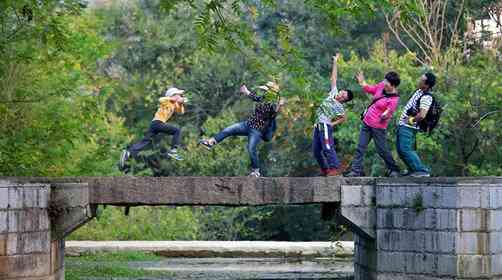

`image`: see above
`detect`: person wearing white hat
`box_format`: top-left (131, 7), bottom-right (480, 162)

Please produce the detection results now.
top-left (119, 87), bottom-right (186, 172)
top-left (198, 82), bottom-right (285, 177)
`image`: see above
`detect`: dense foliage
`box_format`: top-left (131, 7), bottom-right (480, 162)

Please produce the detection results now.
top-left (1, 0), bottom-right (500, 241)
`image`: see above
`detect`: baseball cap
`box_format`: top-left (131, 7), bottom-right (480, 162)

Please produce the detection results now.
top-left (164, 87), bottom-right (185, 97)
top-left (257, 81), bottom-right (280, 93)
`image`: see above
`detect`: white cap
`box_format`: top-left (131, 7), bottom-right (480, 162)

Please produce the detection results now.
top-left (164, 87), bottom-right (185, 97)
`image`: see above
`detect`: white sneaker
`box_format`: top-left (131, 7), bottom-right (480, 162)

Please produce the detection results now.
top-left (167, 149), bottom-right (183, 161)
top-left (119, 149), bottom-right (130, 171)
top-left (248, 169), bottom-right (261, 177)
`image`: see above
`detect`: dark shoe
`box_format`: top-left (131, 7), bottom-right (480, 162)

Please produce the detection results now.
top-left (167, 149), bottom-right (183, 161)
top-left (409, 171), bottom-right (430, 177)
top-left (387, 170), bottom-right (401, 177)
top-left (198, 139), bottom-right (215, 150)
top-left (119, 149), bottom-right (130, 171)
top-left (344, 170), bottom-right (363, 177)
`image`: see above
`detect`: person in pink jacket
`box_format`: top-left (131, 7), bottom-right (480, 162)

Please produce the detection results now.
top-left (344, 71), bottom-right (401, 177)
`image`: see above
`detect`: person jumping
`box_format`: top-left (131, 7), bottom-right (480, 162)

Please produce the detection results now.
top-left (199, 81), bottom-right (285, 177)
top-left (119, 87), bottom-right (186, 172)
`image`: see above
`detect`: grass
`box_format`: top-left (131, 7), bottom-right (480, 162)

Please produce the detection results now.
top-left (65, 251), bottom-right (173, 280)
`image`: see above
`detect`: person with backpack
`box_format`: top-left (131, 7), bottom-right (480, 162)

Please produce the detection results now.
top-left (396, 72), bottom-right (438, 177)
top-left (198, 81), bottom-right (285, 177)
top-left (344, 71), bottom-right (401, 177)
top-left (118, 87), bottom-right (186, 172)
top-left (313, 53), bottom-right (354, 176)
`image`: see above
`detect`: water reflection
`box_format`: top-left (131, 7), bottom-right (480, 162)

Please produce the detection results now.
top-left (75, 257), bottom-right (353, 279)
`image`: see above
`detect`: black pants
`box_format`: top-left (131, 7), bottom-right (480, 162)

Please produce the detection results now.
top-left (350, 122), bottom-right (400, 174)
top-left (128, 120), bottom-right (181, 157)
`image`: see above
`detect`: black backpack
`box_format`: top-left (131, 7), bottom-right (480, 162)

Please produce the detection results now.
top-left (408, 92), bottom-right (442, 135)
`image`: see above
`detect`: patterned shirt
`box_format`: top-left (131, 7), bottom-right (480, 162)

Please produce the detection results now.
top-left (398, 89), bottom-right (433, 129)
top-left (316, 87), bottom-right (345, 124)
top-left (246, 92), bottom-right (278, 131)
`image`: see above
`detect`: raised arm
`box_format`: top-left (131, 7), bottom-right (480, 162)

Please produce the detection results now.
top-left (356, 72), bottom-right (379, 95)
top-left (240, 85), bottom-right (263, 102)
top-left (331, 53), bottom-right (340, 90)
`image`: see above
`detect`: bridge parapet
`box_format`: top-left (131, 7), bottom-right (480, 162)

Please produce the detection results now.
top-left (352, 177), bottom-right (502, 280)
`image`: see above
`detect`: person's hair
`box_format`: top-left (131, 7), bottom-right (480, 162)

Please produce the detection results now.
top-left (424, 72), bottom-right (436, 89)
top-left (345, 89), bottom-right (354, 102)
top-left (385, 71), bottom-right (401, 87)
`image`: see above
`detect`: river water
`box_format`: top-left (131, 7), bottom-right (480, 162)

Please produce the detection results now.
top-left (71, 257), bottom-right (354, 279)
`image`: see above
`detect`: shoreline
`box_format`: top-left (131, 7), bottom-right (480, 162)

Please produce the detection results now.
top-left (66, 241), bottom-right (354, 259)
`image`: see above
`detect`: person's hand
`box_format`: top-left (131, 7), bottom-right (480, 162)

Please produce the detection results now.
top-left (356, 71), bottom-right (365, 85)
top-left (240, 85), bottom-right (250, 96)
top-left (333, 53), bottom-right (340, 62)
top-left (380, 112), bottom-right (389, 122)
top-left (279, 98), bottom-right (286, 106)
top-left (408, 116), bottom-right (416, 125)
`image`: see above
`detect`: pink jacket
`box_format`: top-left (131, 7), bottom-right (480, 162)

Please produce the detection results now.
top-left (362, 81), bottom-right (399, 129)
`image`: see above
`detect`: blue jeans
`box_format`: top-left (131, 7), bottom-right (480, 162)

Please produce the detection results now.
top-left (128, 120), bottom-right (181, 158)
top-left (396, 125), bottom-right (430, 173)
top-left (313, 123), bottom-right (340, 169)
top-left (214, 122), bottom-right (262, 169)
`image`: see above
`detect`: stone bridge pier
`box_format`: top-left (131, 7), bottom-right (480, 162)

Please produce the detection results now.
top-left (1, 176), bottom-right (502, 280)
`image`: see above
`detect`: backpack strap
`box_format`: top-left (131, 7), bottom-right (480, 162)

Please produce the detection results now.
top-left (366, 93), bottom-right (399, 111)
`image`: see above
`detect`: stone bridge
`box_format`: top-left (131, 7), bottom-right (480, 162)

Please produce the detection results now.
top-left (1, 176), bottom-right (502, 279)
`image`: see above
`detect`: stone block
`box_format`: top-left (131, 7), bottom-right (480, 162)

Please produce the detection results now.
top-left (393, 187), bottom-right (408, 206)
top-left (39, 210), bottom-right (49, 231)
top-left (402, 208), bottom-right (425, 230)
top-left (438, 209), bottom-right (457, 230)
top-left (459, 209), bottom-right (488, 232)
top-left (362, 185), bottom-right (375, 206)
top-left (0, 188), bottom-right (8, 209)
top-left (425, 209), bottom-right (437, 229)
top-left (437, 254), bottom-right (457, 276)
top-left (492, 254), bottom-right (502, 275)
top-left (377, 251), bottom-right (405, 273)
top-left (0, 211), bottom-right (6, 233)
top-left (21, 208), bottom-right (40, 232)
top-left (458, 187), bottom-right (482, 208)
top-left (457, 255), bottom-right (490, 278)
top-left (441, 187), bottom-right (458, 209)
top-left (341, 206), bottom-right (375, 238)
top-left (0, 253), bottom-right (51, 277)
top-left (376, 186), bottom-right (393, 207)
top-left (342, 185), bottom-right (362, 206)
top-left (489, 187), bottom-right (502, 209)
top-left (0, 234), bottom-right (5, 256)
top-left (490, 232), bottom-right (502, 254)
top-left (51, 240), bottom-right (65, 273)
top-left (489, 209), bottom-right (502, 231)
top-left (456, 232), bottom-right (488, 255)
top-left (405, 187), bottom-right (422, 208)
top-left (422, 187), bottom-right (441, 208)
top-left (21, 231), bottom-right (50, 254)
top-left (426, 231), bottom-right (456, 254)
top-left (405, 253), bottom-right (431, 274)
top-left (38, 187), bottom-right (49, 208)
top-left (8, 210), bottom-right (19, 233)
top-left (23, 187), bottom-right (38, 208)
top-left (8, 188), bottom-right (22, 209)
top-left (7, 233), bottom-right (18, 255)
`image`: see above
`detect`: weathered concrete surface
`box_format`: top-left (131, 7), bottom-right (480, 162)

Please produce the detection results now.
top-left (49, 183), bottom-right (94, 241)
top-left (355, 177), bottom-right (502, 280)
top-left (2, 176), bottom-right (345, 206)
top-left (0, 181), bottom-right (64, 280)
top-left (65, 241), bottom-right (354, 258)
